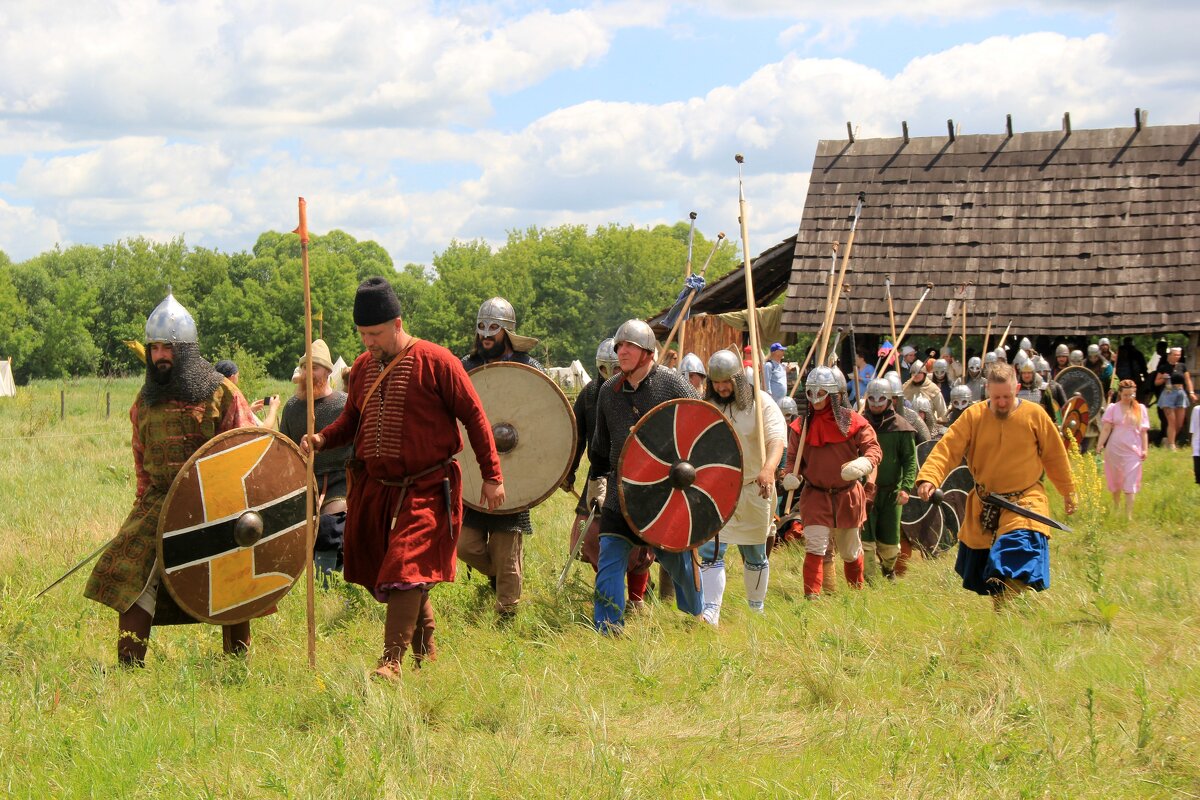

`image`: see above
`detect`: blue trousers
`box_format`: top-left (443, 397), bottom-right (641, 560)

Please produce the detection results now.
top-left (594, 534), bottom-right (702, 633)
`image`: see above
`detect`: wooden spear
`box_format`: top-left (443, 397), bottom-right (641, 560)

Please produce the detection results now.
top-left (817, 192), bottom-right (865, 366)
top-left (885, 273), bottom-right (898, 349)
top-left (297, 197), bottom-right (317, 670)
top-left (735, 154), bottom-right (767, 468)
top-left (982, 315), bottom-right (994, 360)
top-left (960, 286), bottom-right (969, 381)
top-left (885, 283), bottom-right (934, 371)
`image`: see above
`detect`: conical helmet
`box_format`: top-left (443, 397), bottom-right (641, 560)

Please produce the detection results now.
top-left (145, 291), bottom-right (198, 344)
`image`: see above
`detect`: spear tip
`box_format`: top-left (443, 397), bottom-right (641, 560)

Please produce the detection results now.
top-left (734, 153), bottom-right (745, 164)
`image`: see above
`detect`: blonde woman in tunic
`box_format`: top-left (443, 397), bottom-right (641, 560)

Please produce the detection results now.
top-left (1097, 379), bottom-right (1149, 520)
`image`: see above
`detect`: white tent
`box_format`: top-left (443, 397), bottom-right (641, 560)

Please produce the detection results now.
top-left (0, 358), bottom-right (15, 398)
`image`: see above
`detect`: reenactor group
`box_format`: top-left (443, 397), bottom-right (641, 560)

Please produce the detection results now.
top-left (88, 280), bottom-right (1144, 678)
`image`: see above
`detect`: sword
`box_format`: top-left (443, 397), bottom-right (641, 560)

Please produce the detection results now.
top-left (556, 504), bottom-right (598, 592)
top-left (36, 534), bottom-right (119, 599)
top-left (983, 492), bottom-right (1072, 533)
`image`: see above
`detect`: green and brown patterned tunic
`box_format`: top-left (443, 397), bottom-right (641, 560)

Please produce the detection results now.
top-left (85, 379), bottom-right (256, 612)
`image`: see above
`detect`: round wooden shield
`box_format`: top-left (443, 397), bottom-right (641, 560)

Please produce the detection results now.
top-left (618, 398), bottom-right (743, 552)
top-left (901, 440), bottom-right (974, 556)
top-left (1060, 396), bottom-right (1089, 449)
top-left (1056, 366), bottom-right (1104, 420)
top-left (458, 361), bottom-right (577, 513)
top-left (157, 428), bottom-right (311, 625)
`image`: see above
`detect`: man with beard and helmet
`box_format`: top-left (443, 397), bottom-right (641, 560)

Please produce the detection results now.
top-left (564, 337), bottom-right (653, 611)
top-left (912, 395), bottom-right (945, 440)
top-left (792, 366), bottom-right (882, 598)
top-left (85, 292), bottom-right (259, 666)
top-left (458, 297), bottom-right (543, 619)
top-left (888, 372), bottom-right (930, 445)
top-left (903, 359), bottom-right (948, 424)
top-left (965, 357), bottom-right (986, 401)
top-left (698, 350), bottom-right (786, 626)
top-left (587, 319), bottom-right (703, 633)
top-left (861, 379), bottom-right (918, 580)
top-left (1085, 343), bottom-right (1114, 390)
top-left (983, 351), bottom-right (998, 380)
top-left (680, 352), bottom-right (707, 392)
top-left (1052, 344), bottom-right (1071, 378)
top-left (931, 358), bottom-right (952, 405)
top-left (1015, 358), bottom-right (1044, 405)
top-left (948, 383), bottom-right (974, 426)
top-left (1069, 349), bottom-right (1085, 367)
top-left (1036, 356), bottom-right (1067, 421)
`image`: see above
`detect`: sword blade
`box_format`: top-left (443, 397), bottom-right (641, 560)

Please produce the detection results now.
top-left (36, 534), bottom-right (118, 599)
top-left (556, 505), bottom-right (597, 592)
top-left (984, 492), bottom-right (1072, 533)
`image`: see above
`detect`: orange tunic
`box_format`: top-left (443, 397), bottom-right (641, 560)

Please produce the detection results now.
top-left (916, 399), bottom-right (1075, 549)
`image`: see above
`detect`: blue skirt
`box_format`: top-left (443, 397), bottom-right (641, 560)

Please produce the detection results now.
top-left (955, 529), bottom-right (1050, 596)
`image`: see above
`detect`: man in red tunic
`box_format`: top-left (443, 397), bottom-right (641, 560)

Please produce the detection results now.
top-left (303, 278), bottom-right (504, 679)
top-left (794, 366), bottom-right (882, 598)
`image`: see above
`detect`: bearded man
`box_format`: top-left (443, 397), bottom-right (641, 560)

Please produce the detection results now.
top-left (279, 339), bottom-right (350, 576)
top-left (303, 278), bottom-right (504, 679)
top-left (902, 359), bottom-right (948, 423)
top-left (698, 349), bottom-right (786, 625)
top-left (916, 363), bottom-right (1076, 609)
top-left (456, 297), bottom-right (543, 618)
top-left (85, 292), bottom-right (258, 666)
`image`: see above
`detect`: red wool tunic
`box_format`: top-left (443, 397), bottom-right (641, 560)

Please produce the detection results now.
top-left (794, 405), bottom-right (882, 529)
top-left (319, 341), bottom-right (502, 595)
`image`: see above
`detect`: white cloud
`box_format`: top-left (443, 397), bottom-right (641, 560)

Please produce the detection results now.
top-left (0, 198), bottom-right (63, 257)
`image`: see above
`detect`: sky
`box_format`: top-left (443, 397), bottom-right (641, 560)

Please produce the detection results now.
top-left (1, 0), bottom-right (1197, 268)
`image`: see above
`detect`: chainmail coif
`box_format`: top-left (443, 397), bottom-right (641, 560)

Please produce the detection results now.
top-left (140, 342), bottom-right (225, 406)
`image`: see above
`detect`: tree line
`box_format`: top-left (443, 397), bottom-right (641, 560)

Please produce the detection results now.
top-left (0, 224), bottom-right (737, 382)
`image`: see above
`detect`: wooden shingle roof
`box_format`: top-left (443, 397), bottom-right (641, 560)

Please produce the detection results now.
top-left (781, 122), bottom-right (1200, 336)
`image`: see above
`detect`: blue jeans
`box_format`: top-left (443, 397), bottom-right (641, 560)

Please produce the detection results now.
top-left (594, 534), bottom-right (702, 633)
top-left (697, 540), bottom-right (768, 567)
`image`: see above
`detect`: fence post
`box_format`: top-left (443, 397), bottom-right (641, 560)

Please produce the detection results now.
top-left (106, 392), bottom-right (111, 419)
top-left (60, 390), bottom-right (65, 420)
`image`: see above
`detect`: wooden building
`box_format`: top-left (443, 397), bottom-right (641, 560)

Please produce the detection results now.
top-left (780, 116), bottom-right (1200, 363)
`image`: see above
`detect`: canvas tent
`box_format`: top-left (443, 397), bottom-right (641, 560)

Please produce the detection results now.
top-left (0, 358), bottom-right (15, 398)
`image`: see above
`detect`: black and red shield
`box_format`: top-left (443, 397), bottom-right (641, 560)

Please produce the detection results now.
top-left (617, 398), bottom-right (743, 552)
top-left (156, 428), bottom-right (311, 625)
top-left (902, 439), bottom-right (974, 556)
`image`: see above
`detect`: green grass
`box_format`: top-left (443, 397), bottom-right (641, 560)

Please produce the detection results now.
top-left (1, 378), bottom-right (1198, 798)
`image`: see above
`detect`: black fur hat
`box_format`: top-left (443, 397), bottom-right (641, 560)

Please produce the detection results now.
top-left (353, 277), bottom-right (402, 326)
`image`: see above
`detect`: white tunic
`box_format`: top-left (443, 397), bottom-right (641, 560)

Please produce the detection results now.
top-left (715, 389), bottom-right (786, 546)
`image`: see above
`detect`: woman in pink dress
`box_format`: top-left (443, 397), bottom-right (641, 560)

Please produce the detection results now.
top-left (1097, 380), bottom-right (1150, 520)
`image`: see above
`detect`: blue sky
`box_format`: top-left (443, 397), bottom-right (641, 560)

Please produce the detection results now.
top-left (0, 1), bottom-right (1195, 266)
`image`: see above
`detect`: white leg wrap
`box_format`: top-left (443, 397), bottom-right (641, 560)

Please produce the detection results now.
top-left (744, 561), bottom-right (769, 611)
top-left (700, 560), bottom-right (726, 626)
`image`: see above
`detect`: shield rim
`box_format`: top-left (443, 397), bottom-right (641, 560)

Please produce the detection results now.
top-left (460, 361), bottom-right (578, 514)
top-left (617, 397), bottom-right (744, 552)
top-left (156, 427), bottom-right (313, 625)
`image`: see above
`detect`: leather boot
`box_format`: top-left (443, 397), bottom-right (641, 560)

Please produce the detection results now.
top-left (117, 605), bottom-right (153, 667)
top-left (895, 538), bottom-right (913, 577)
top-left (821, 554), bottom-right (838, 595)
top-left (222, 621), bottom-right (251, 656)
top-left (411, 590), bottom-right (437, 669)
top-left (375, 588), bottom-right (423, 680)
top-left (657, 563), bottom-right (675, 602)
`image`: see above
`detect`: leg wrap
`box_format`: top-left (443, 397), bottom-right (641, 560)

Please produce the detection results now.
top-left (803, 553), bottom-right (824, 597)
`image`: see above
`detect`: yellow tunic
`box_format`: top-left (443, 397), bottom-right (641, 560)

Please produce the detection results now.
top-left (915, 399), bottom-right (1075, 549)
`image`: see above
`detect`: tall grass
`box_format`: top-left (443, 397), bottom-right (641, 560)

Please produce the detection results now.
top-left (1, 379), bottom-right (1197, 798)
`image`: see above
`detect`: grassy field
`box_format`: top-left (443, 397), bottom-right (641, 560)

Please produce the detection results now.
top-left (1, 378), bottom-right (1197, 799)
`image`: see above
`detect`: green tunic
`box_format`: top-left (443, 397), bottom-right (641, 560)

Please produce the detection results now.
top-left (85, 381), bottom-right (248, 613)
top-left (862, 421), bottom-right (918, 547)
